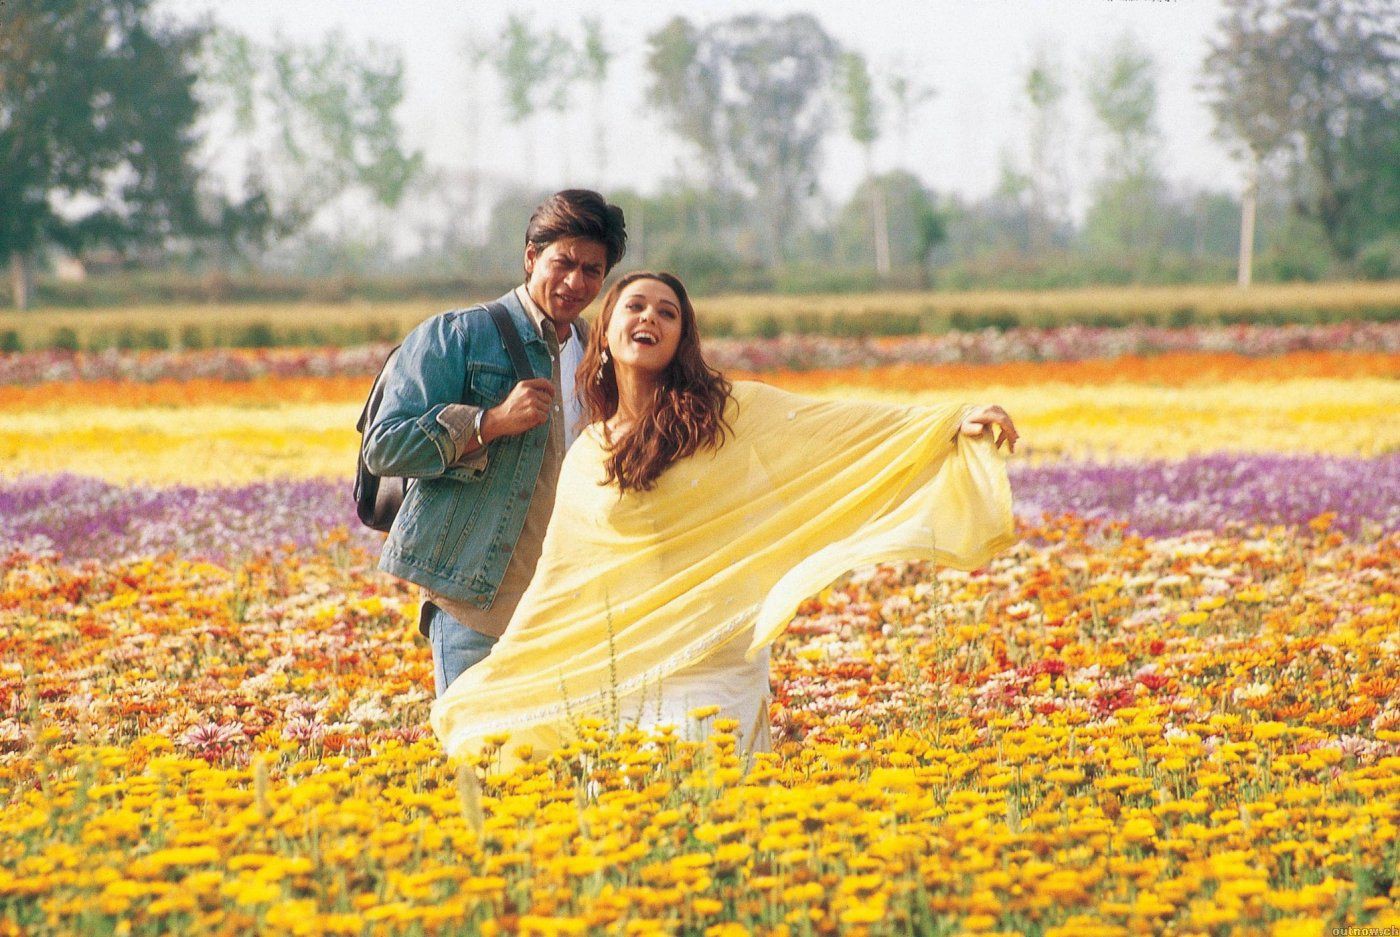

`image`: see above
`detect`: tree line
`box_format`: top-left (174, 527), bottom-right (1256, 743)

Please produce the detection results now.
top-left (1, 0), bottom-right (1396, 309)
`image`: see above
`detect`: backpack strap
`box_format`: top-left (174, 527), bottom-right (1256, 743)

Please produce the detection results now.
top-left (484, 300), bottom-right (536, 383)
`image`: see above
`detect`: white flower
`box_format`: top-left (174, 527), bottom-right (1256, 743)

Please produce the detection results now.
top-left (1233, 682), bottom-right (1272, 702)
top-left (1006, 601), bottom-right (1037, 620)
top-left (346, 698), bottom-right (390, 727)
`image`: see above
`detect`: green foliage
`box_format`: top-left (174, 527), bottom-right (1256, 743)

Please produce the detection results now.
top-left (1086, 34), bottom-right (1158, 164)
top-left (646, 18), bottom-right (724, 190)
top-left (0, 0), bottom-right (208, 305)
top-left (608, 185), bottom-right (759, 289)
top-left (1203, 0), bottom-right (1400, 260)
top-left (883, 67), bottom-right (936, 166)
top-left (579, 18), bottom-right (611, 84)
top-left (50, 328), bottom-right (80, 353)
top-left (578, 17), bottom-right (613, 180)
top-left (232, 323), bottom-right (277, 348)
top-left (836, 52), bottom-right (880, 150)
top-left (495, 15), bottom-right (569, 124)
top-left (914, 197), bottom-right (948, 266)
top-left (1357, 236), bottom-right (1400, 281)
top-left (1083, 34), bottom-right (1168, 263)
top-left (645, 15), bottom-right (840, 262)
top-left (1026, 54), bottom-right (1066, 112)
top-left (199, 26), bottom-right (423, 243)
top-left (834, 172), bottom-right (942, 268)
top-left (1020, 46), bottom-right (1070, 252)
top-left (1255, 213), bottom-right (1335, 282)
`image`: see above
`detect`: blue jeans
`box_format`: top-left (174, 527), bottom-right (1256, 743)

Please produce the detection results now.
top-left (426, 603), bottom-right (497, 697)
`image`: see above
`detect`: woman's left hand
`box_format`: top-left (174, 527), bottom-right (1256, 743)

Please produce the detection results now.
top-left (959, 404), bottom-right (1019, 453)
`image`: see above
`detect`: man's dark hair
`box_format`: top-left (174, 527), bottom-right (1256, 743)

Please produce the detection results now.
top-left (525, 189), bottom-right (628, 273)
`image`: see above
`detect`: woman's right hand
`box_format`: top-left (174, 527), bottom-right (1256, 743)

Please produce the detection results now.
top-left (958, 404), bottom-right (1018, 453)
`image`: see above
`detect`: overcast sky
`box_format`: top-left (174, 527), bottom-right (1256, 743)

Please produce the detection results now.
top-left (166, 0), bottom-right (1240, 222)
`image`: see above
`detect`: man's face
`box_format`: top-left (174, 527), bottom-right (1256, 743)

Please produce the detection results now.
top-left (524, 237), bottom-right (608, 326)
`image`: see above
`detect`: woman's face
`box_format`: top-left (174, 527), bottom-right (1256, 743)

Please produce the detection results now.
top-left (604, 278), bottom-right (684, 377)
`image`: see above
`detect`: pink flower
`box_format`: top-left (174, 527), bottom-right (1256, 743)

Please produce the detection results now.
top-left (179, 721), bottom-right (246, 751)
top-left (281, 716), bottom-right (326, 742)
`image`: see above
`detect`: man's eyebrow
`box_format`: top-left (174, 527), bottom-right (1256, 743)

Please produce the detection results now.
top-left (557, 252), bottom-right (603, 270)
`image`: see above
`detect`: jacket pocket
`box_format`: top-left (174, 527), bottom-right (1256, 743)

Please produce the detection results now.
top-left (467, 362), bottom-right (516, 409)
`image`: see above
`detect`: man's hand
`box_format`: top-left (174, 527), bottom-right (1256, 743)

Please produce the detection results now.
top-left (958, 404), bottom-right (1019, 453)
top-left (480, 378), bottom-right (556, 443)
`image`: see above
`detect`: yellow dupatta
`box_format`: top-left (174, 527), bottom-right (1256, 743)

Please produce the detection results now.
top-left (430, 381), bottom-right (1015, 761)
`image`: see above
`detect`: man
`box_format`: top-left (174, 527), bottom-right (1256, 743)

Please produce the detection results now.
top-left (363, 189), bottom-right (627, 695)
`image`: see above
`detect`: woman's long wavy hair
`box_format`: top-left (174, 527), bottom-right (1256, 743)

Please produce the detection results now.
top-left (578, 271), bottom-right (732, 493)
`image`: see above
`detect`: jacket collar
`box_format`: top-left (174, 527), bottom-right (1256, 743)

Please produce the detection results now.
top-left (495, 288), bottom-right (548, 351)
top-left (511, 285), bottom-right (588, 350)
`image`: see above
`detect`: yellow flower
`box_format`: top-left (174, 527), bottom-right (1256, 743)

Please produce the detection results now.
top-left (704, 924), bottom-right (749, 937)
top-left (1046, 767), bottom-right (1084, 784)
top-left (231, 879), bottom-right (282, 906)
top-left (839, 900), bottom-right (886, 925)
top-left (563, 856), bottom-right (606, 877)
top-left (1120, 818), bottom-right (1157, 844)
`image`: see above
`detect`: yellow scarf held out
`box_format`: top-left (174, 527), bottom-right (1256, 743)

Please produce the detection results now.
top-left (431, 381), bottom-right (1016, 762)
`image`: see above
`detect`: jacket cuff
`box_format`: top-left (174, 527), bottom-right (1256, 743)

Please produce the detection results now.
top-left (437, 404), bottom-right (490, 474)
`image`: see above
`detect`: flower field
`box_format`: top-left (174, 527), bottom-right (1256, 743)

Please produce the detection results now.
top-left (2, 325), bottom-right (1397, 936)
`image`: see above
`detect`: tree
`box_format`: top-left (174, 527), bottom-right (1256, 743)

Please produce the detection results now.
top-left (647, 17), bottom-right (727, 196)
top-left (580, 17), bottom-right (612, 184)
top-left (493, 15), bottom-right (567, 186)
top-left (201, 27), bottom-right (422, 254)
top-left (913, 191), bottom-right (948, 289)
top-left (884, 64), bottom-right (936, 170)
top-left (646, 14), bottom-right (840, 263)
top-left (834, 170), bottom-right (945, 286)
top-left (1202, 0), bottom-right (1400, 268)
top-left (458, 31), bottom-right (493, 243)
top-left (1083, 34), bottom-right (1169, 266)
top-left (993, 151), bottom-right (1034, 256)
top-left (1022, 45), bottom-right (1069, 255)
top-left (0, 0), bottom-right (210, 308)
top-left (836, 51), bottom-right (889, 277)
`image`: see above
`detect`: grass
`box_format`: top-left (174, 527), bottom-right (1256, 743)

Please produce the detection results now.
top-left (0, 280), bottom-right (1397, 352)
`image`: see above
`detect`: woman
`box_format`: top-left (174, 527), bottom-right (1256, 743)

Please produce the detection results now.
top-left (431, 272), bottom-right (1018, 765)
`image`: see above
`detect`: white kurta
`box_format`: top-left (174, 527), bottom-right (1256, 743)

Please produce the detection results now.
top-left (613, 630), bottom-right (772, 756)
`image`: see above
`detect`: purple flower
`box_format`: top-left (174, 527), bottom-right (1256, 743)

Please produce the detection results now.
top-left (4, 452), bottom-right (1395, 568)
top-left (1011, 453), bottom-right (1400, 537)
top-left (0, 474), bottom-right (383, 564)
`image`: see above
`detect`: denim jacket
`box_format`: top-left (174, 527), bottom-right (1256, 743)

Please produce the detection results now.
top-left (363, 290), bottom-right (555, 608)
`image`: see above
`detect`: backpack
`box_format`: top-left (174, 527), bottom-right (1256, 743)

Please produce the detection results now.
top-left (355, 300), bottom-right (534, 532)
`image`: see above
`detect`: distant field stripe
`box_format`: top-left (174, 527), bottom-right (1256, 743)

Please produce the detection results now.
top-left (0, 375), bottom-right (370, 409)
top-left (1, 378), bottom-right (1395, 482)
top-left (1, 351), bottom-right (1395, 409)
top-left (751, 350), bottom-right (1400, 391)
